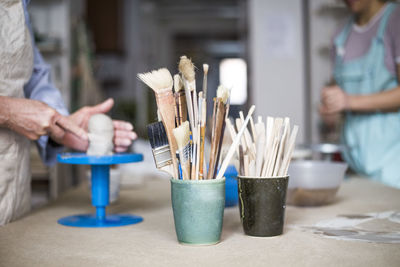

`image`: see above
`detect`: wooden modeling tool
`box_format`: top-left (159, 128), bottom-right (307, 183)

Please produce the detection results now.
top-left (239, 145), bottom-right (244, 176)
top-left (138, 68), bottom-right (179, 179)
top-left (216, 105), bottom-right (255, 180)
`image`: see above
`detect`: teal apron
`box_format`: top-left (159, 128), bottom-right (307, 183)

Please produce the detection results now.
top-left (334, 3), bottom-right (400, 188)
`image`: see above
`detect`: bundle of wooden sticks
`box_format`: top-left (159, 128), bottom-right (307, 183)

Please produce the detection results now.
top-left (139, 56), bottom-right (232, 180)
top-left (226, 115), bottom-right (299, 177)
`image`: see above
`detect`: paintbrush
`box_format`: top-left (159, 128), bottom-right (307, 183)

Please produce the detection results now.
top-left (199, 95), bottom-right (207, 180)
top-left (173, 121), bottom-right (191, 180)
top-left (179, 56), bottom-right (197, 128)
top-left (137, 68), bottom-right (179, 179)
top-left (202, 64), bottom-right (209, 99)
top-left (174, 74), bottom-right (187, 126)
top-left (215, 85), bottom-right (230, 174)
top-left (216, 105), bottom-right (256, 180)
top-left (147, 121), bottom-right (175, 177)
top-left (207, 86), bottom-right (230, 179)
top-left (207, 98), bottom-right (224, 179)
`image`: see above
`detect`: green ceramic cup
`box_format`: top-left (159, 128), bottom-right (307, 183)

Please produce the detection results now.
top-left (170, 178), bottom-right (225, 245)
top-left (238, 176), bottom-right (289, 237)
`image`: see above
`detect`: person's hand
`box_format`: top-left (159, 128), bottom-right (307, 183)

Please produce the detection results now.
top-left (321, 85), bottom-right (350, 114)
top-left (62, 98), bottom-right (137, 152)
top-left (2, 98), bottom-right (87, 142)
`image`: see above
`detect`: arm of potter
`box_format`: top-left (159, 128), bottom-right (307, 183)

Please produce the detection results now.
top-left (22, 0), bottom-right (69, 166)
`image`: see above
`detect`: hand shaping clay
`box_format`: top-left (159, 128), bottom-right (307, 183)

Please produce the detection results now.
top-left (87, 114), bottom-right (114, 156)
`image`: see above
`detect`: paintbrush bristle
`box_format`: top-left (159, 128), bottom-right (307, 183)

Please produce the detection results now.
top-left (172, 121), bottom-right (190, 150)
top-left (203, 64), bottom-right (209, 74)
top-left (147, 121), bottom-right (169, 149)
top-left (138, 68), bottom-right (173, 92)
top-left (178, 56), bottom-right (195, 82)
top-left (173, 74), bottom-right (183, 92)
top-left (217, 85), bottom-right (230, 104)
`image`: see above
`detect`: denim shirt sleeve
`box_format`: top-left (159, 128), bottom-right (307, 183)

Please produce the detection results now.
top-left (22, 0), bottom-right (69, 166)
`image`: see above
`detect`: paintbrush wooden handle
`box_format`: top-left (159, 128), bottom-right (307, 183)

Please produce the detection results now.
top-left (178, 92), bottom-right (187, 124)
top-left (156, 91), bottom-right (179, 179)
top-left (184, 80), bottom-right (195, 131)
top-left (207, 99), bottom-right (224, 179)
top-left (207, 99), bottom-right (218, 179)
top-left (174, 93), bottom-right (181, 126)
top-left (199, 125), bottom-right (206, 179)
top-left (215, 102), bottom-right (227, 174)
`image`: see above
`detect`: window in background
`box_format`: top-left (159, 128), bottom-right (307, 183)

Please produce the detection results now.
top-left (219, 58), bottom-right (247, 105)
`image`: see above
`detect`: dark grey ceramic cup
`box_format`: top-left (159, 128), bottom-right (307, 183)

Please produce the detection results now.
top-left (237, 176), bottom-right (289, 237)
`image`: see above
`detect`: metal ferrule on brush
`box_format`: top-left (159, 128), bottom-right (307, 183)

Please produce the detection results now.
top-left (152, 145), bottom-right (172, 169)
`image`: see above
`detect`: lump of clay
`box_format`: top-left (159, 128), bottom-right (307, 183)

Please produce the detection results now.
top-left (87, 114), bottom-right (114, 156)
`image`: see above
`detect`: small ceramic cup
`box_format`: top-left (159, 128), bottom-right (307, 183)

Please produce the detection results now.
top-left (237, 176), bottom-right (289, 237)
top-left (170, 178), bottom-right (225, 245)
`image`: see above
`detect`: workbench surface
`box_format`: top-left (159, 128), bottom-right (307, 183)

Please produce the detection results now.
top-left (1, 176), bottom-right (399, 267)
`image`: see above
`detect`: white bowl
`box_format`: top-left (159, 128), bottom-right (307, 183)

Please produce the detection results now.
top-left (287, 160), bottom-right (347, 206)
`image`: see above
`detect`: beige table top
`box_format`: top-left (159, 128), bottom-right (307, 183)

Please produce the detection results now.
top-left (1, 176), bottom-right (399, 267)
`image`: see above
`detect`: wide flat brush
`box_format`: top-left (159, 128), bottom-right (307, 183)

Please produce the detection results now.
top-left (138, 68), bottom-right (179, 179)
top-left (147, 121), bottom-right (175, 177)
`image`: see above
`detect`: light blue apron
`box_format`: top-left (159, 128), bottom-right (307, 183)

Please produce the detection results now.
top-left (334, 3), bottom-right (400, 188)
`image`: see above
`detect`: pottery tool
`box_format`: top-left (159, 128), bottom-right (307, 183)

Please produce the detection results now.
top-left (138, 68), bottom-right (179, 179)
top-left (239, 111), bottom-right (256, 160)
top-left (279, 125), bottom-right (299, 176)
top-left (239, 145), bottom-right (244, 176)
top-left (272, 117), bottom-right (290, 177)
top-left (265, 118), bottom-right (283, 177)
top-left (226, 118), bottom-right (239, 157)
top-left (235, 118), bottom-right (248, 155)
top-left (147, 121), bottom-right (175, 177)
top-left (249, 159), bottom-right (255, 176)
top-left (174, 74), bottom-right (187, 126)
top-left (250, 116), bottom-right (257, 145)
top-left (244, 154), bottom-right (249, 176)
top-left (173, 121), bottom-right (191, 180)
top-left (57, 153), bottom-right (143, 227)
top-left (216, 105), bottom-right (255, 180)
top-left (229, 111), bottom-right (298, 178)
top-left (255, 121), bottom-right (265, 176)
top-left (261, 116), bottom-right (274, 176)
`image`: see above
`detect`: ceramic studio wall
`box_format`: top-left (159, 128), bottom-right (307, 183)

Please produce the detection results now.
top-left (249, 0), bottom-right (306, 143)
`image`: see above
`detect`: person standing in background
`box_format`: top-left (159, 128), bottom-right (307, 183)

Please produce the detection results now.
top-left (320, 0), bottom-right (400, 188)
top-left (0, 0), bottom-right (137, 225)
